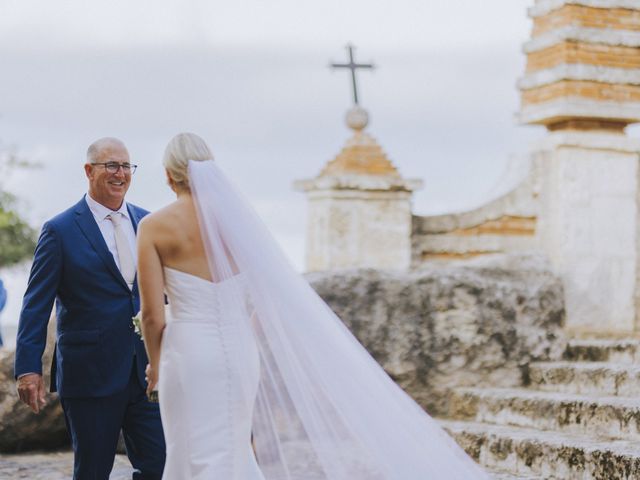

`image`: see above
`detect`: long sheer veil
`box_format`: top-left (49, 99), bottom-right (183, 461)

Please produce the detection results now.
top-left (188, 159), bottom-right (488, 480)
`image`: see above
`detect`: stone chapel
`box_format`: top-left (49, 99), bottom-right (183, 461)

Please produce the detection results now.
top-left (296, 0), bottom-right (640, 336)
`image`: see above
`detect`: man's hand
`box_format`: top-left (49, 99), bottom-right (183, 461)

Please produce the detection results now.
top-left (17, 373), bottom-right (46, 413)
top-left (145, 364), bottom-right (158, 398)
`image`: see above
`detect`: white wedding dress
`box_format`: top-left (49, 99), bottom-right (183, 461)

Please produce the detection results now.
top-left (154, 159), bottom-right (489, 480)
top-left (159, 267), bottom-right (265, 480)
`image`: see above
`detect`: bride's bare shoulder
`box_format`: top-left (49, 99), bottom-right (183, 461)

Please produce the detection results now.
top-left (139, 202), bottom-right (183, 232)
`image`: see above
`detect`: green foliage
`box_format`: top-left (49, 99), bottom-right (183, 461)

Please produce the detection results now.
top-left (0, 192), bottom-right (36, 267)
top-left (0, 145), bottom-right (39, 267)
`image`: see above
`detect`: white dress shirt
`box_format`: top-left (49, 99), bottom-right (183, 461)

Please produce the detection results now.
top-left (85, 194), bottom-right (138, 272)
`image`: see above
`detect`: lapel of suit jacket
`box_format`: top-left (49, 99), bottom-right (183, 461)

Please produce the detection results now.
top-left (127, 203), bottom-right (142, 297)
top-left (73, 197), bottom-right (130, 292)
top-left (127, 203), bottom-right (142, 234)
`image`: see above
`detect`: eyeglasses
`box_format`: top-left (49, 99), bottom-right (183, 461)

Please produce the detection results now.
top-left (91, 162), bottom-right (138, 174)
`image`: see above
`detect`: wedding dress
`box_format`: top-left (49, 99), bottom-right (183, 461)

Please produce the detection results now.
top-left (156, 159), bottom-right (489, 480)
top-left (159, 267), bottom-right (265, 479)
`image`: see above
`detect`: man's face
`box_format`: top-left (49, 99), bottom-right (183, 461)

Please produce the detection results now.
top-left (85, 145), bottom-right (132, 209)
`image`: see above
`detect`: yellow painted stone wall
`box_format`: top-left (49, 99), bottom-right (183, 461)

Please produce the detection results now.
top-left (526, 42), bottom-right (640, 72)
top-left (521, 2), bottom-right (640, 128)
top-left (523, 81), bottom-right (640, 104)
top-left (533, 5), bottom-right (640, 36)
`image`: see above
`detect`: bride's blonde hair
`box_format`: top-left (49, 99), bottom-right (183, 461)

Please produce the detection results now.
top-left (163, 132), bottom-right (213, 191)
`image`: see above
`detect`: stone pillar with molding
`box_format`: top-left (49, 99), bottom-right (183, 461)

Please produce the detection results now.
top-left (295, 107), bottom-right (422, 272)
top-left (519, 0), bottom-right (640, 333)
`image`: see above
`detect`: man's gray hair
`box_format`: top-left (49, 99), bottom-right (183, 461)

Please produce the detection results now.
top-left (86, 137), bottom-right (128, 164)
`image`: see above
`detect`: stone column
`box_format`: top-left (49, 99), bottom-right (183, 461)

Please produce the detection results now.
top-left (294, 107), bottom-right (422, 272)
top-left (519, 0), bottom-right (640, 333)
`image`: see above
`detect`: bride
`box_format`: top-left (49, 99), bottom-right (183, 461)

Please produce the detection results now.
top-left (137, 132), bottom-right (489, 480)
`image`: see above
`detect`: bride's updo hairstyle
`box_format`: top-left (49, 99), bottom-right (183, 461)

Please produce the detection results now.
top-left (163, 132), bottom-right (213, 191)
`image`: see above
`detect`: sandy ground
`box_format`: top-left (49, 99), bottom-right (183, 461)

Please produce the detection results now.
top-left (0, 451), bottom-right (133, 479)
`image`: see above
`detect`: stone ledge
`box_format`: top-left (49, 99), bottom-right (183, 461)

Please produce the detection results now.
top-left (518, 97), bottom-right (640, 125)
top-left (449, 386), bottom-right (640, 440)
top-left (440, 420), bottom-right (640, 479)
top-left (519, 64), bottom-right (640, 90)
top-left (529, 361), bottom-right (640, 396)
top-left (524, 26), bottom-right (640, 53)
top-left (491, 472), bottom-right (542, 480)
top-left (564, 338), bottom-right (640, 362)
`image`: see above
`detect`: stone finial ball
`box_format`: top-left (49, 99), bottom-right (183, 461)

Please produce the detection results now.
top-left (346, 106), bottom-right (369, 131)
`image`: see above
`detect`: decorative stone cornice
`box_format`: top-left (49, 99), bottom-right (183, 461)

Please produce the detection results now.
top-left (529, 0), bottom-right (640, 18)
top-left (318, 131), bottom-right (400, 177)
top-left (295, 105), bottom-right (423, 195)
top-left (524, 26), bottom-right (640, 53)
top-left (294, 174), bottom-right (423, 193)
top-left (518, 64), bottom-right (640, 90)
top-left (518, 97), bottom-right (640, 124)
top-left (535, 130), bottom-right (640, 152)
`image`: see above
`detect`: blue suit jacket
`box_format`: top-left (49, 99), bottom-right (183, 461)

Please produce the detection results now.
top-left (15, 197), bottom-right (150, 398)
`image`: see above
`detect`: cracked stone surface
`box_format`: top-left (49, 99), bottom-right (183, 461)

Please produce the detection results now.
top-left (0, 318), bottom-right (68, 453)
top-left (307, 254), bottom-right (567, 415)
top-left (442, 420), bottom-right (640, 480)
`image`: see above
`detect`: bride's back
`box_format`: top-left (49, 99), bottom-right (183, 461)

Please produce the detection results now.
top-left (146, 195), bottom-right (213, 282)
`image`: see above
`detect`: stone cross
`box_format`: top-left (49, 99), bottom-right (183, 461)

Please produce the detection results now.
top-left (331, 44), bottom-right (374, 105)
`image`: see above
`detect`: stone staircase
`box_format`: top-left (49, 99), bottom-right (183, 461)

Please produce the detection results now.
top-left (439, 338), bottom-right (640, 479)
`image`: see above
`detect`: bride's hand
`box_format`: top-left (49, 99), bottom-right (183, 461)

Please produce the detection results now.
top-left (145, 364), bottom-right (158, 396)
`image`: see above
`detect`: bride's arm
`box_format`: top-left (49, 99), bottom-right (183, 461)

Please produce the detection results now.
top-left (136, 217), bottom-right (166, 394)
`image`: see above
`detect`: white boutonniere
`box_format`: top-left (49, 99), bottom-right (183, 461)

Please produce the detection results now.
top-left (132, 311), bottom-right (143, 338)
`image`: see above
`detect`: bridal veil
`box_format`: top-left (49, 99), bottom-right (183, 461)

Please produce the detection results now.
top-left (188, 159), bottom-right (488, 479)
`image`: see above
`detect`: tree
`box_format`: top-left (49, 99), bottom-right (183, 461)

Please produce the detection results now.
top-left (0, 144), bottom-right (38, 267)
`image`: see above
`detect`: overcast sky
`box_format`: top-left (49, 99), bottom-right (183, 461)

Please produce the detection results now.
top-left (0, 0), bottom-right (567, 332)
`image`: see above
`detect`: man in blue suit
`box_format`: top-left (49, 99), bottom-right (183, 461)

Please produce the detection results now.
top-left (15, 138), bottom-right (165, 479)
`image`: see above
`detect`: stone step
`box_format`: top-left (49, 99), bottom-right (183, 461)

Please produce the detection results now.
top-left (440, 419), bottom-right (640, 480)
top-left (490, 471), bottom-right (540, 480)
top-left (529, 361), bottom-right (640, 396)
top-left (564, 339), bottom-right (640, 364)
top-left (448, 387), bottom-right (640, 440)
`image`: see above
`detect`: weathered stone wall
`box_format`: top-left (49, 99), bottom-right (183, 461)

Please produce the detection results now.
top-left (535, 132), bottom-right (640, 333)
top-left (294, 108), bottom-right (423, 273)
top-left (411, 162), bottom-right (540, 264)
top-left (519, 0), bottom-right (640, 333)
top-left (0, 316), bottom-right (68, 453)
top-left (307, 254), bottom-right (567, 415)
top-left (302, 185), bottom-right (415, 272)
